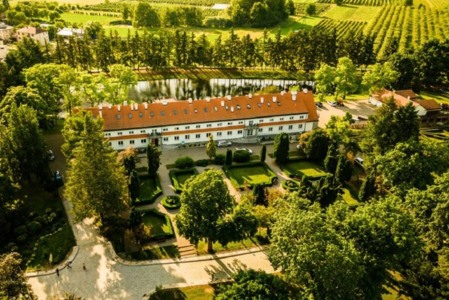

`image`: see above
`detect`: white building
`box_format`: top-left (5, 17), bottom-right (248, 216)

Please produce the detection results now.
top-left (16, 26), bottom-right (49, 45)
top-left (57, 28), bottom-right (84, 38)
top-left (0, 23), bottom-right (14, 41)
top-left (85, 91), bottom-right (319, 151)
top-left (0, 41), bottom-right (10, 61)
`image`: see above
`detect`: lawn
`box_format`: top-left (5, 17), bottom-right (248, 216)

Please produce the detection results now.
top-left (135, 175), bottom-right (163, 205)
top-left (338, 187), bottom-right (359, 207)
top-left (150, 284), bottom-right (217, 300)
top-left (129, 245), bottom-right (180, 260)
top-left (282, 159), bottom-right (328, 179)
top-left (419, 90), bottom-right (449, 104)
top-left (61, 12), bottom-right (121, 25)
top-left (169, 168), bottom-right (199, 192)
top-left (27, 223), bottom-right (75, 271)
top-left (223, 162), bottom-right (277, 188)
top-left (141, 210), bottom-right (174, 238)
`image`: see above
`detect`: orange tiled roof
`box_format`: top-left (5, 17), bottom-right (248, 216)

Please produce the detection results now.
top-left (85, 91), bottom-right (318, 131)
top-left (415, 99), bottom-right (441, 111)
top-left (373, 89), bottom-right (420, 107)
top-left (395, 89), bottom-right (419, 100)
top-left (17, 26), bottom-right (46, 35)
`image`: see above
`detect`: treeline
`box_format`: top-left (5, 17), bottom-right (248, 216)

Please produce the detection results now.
top-left (52, 28), bottom-right (375, 73)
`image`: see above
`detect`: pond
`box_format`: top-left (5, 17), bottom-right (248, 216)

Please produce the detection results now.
top-left (129, 78), bottom-right (315, 101)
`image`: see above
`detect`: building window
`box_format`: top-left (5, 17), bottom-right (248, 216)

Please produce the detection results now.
top-left (259, 119), bottom-right (264, 123)
top-left (217, 123), bottom-right (222, 127)
top-left (270, 118), bottom-right (274, 122)
top-left (268, 127), bottom-right (273, 132)
top-left (237, 130), bottom-right (243, 134)
top-left (130, 140), bottom-right (135, 145)
top-left (279, 126), bottom-right (283, 130)
top-left (109, 142), bottom-right (112, 146)
top-left (129, 131), bottom-right (134, 134)
top-left (196, 125), bottom-right (201, 129)
top-left (228, 122), bottom-right (233, 126)
top-left (258, 128), bottom-right (263, 132)
top-left (290, 116), bottom-right (294, 120)
top-left (140, 130), bottom-right (146, 133)
top-left (298, 124), bottom-right (303, 129)
top-left (185, 135), bottom-right (190, 140)
top-left (118, 141), bottom-right (124, 145)
top-left (238, 121), bottom-right (244, 125)
top-left (118, 132), bottom-right (122, 136)
top-left (141, 139), bottom-right (147, 143)
top-left (300, 115), bottom-right (305, 119)
top-left (185, 126), bottom-right (190, 130)
top-left (105, 133), bottom-right (111, 137)
top-left (163, 137), bottom-right (168, 142)
top-left (163, 128), bottom-right (168, 132)
top-left (196, 134), bottom-right (201, 139)
top-left (174, 136), bottom-right (179, 141)
top-left (175, 127), bottom-right (179, 130)
top-left (280, 118), bottom-right (284, 121)
top-left (288, 125), bottom-right (293, 130)
top-left (227, 131), bottom-right (232, 135)
top-left (217, 132), bottom-right (222, 136)
top-left (207, 124), bottom-right (212, 128)
top-left (206, 133), bottom-right (211, 137)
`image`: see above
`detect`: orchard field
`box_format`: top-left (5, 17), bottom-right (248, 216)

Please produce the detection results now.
top-left (11, 0), bottom-right (449, 59)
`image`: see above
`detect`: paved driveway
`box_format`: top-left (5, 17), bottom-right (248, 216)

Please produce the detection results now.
top-left (317, 100), bottom-right (375, 127)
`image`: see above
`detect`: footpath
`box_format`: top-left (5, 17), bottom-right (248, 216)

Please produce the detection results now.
top-left (27, 143), bottom-right (279, 300)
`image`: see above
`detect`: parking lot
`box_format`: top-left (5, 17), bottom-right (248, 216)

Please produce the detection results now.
top-left (317, 99), bottom-right (376, 128)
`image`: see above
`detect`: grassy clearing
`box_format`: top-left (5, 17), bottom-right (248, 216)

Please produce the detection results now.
top-left (224, 163), bottom-right (276, 188)
top-left (282, 160), bottom-right (327, 178)
top-left (135, 175), bottom-right (162, 205)
top-left (142, 211), bottom-right (173, 236)
top-left (61, 12), bottom-right (120, 25)
top-left (338, 187), bottom-right (359, 207)
top-left (419, 90), bottom-right (449, 104)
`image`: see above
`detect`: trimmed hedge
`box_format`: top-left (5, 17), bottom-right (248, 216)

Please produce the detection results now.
top-left (133, 174), bottom-right (163, 206)
top-left (233, 150), bottom-right (251, 163)
top-left (196, 159), bottom-right (209, 167)
top-left (223, 162), bottom-right (277, 189)
top-left (140, 209), bottom-right (175, 241)
top-left (169, 168), bottom-right (199, 193)
top-left (282, 180), bottom-right (301, 191)
top-left (161, 195), bottom-right (181, 209)
top-left (175, 156), bottom-right (195, 169)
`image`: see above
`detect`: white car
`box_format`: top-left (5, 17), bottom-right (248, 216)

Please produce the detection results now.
top-left (218, 140), bottom-right (232, 147)
top-left (354, 157), bottom-right (364, 167)
top-left (235, 147), bottom-right (253, 154)
top-left (328, 101), bottom-right (338, 107)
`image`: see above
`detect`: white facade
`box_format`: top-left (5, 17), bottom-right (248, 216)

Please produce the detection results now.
top-left (0, 41), bottom-right (9, 61)
top-left (0, 23), bottom-right (14, 41)
top-left (16, 27), bottom-right (49, 45)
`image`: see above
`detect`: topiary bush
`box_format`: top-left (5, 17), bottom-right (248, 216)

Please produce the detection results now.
top-left (214, 154), bottom-right (226, 165)
top-left (175, 156), bottom-right (195, 169)
top-left (233, 150), bottom-right (251, 163)
top-left (196, 159), bottom-right (209, 167)
top-left (161, 195), bottom-right (181, 209)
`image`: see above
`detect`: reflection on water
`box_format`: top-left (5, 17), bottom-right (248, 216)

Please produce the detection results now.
top-left (129, 78), bottom-right (315, 102)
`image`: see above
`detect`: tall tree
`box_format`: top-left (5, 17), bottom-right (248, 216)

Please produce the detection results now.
top-left (117, 147), bottom-right (138, 176)
top-left (147, 143), bottom-right (161, 177)
top-left (362, 62), bottom-right (399, 93)
top-left (260, 144), bottom-right (267, 162)
top-left (273, 132), bottom-right (289, 165)
top-left (206, 135), bottom-right (217, 161)
top-left (64, 113), bottom-right (130, 222)
top-left (176, 169), bottom-right (234, 253)
top-left (303, 128), bottom-right (330, 162)
top-left (315, 63), bottom-right (336, 101)
top-left (128, 169), bottom-right (140, 204)
top-left (334, 57), bottom-right (358, 100)
top-left (0, 252), bottom-right (35, 299)
top-left (0, 86), bottom-right (46, 126)
top-left (107, 64), bottom-right (138, 105)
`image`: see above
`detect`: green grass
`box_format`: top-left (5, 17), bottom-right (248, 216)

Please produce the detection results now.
top-left (322, 4), bottom-right (381, 22)
top-left (419, 90), bottom-right (449, 104)
top-left (197, 228), bottom-right (269, 254)
top-left (27, 223), bottom-right (75, 271)
top-left (61, 12), bottom-right (120, 25)
top-left (169, 168), bottom-right (199, 192)
top-left (129, 245), bottom-right (180, 260)
top-left (150, 284), bottom-right (217, 300)
top-left (224, 163), bottom-right (276, 188)
top-left (135, 175), bottom-right (162, 205)
top-left (338, 187), bottom-right (360, 207)
top-left (142, 211), bottom-right (173, 237)
top-left (282, 160), bottom-right (327, 178)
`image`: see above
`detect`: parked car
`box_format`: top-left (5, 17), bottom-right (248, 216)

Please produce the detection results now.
top-left (337, 100), bottom-right (345, 107)
top-left (47, 150), bottom-right (55, 161)
top-left (54, 170), bottom-right (64, 187)
top-left (218, 140), bottom-right (232, 147)
top-left (235, 147), bottom-right (253, 154)
top-left (328, 101), bottom-right (337, 107)
top-left (354, 157), bottom-right (364, 167)
top-left (315, 102), bottom-right (323, 108)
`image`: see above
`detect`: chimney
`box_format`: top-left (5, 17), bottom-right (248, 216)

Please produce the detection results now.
top-left (134, 103), bottom-right (138, 110)
top-left (123, 100), bottom-right (128, 106)
top-left (281, 91), bottom-right (285, 96)
top-left (206, 97), bottom-right (211, 102)
top-left (188, 98), bottom-right (193, 104)
top-left (249, 93), bottom-right (253, 99)
top-left (273, 96), bottom-right (277, 102)
top-left (230, 106), bottom-right (234, 112)
top-left (227, 95), bottom-right (232, 101)
top-left (221, 100), bottom-right (225, 107)
top-left (292, 91), bottom-right (297, 101)
top-left (108, 104), bottom-right (112, 109)
top-left (162, 100), bottom-right (168, 106)
top-left (117, 105), bottom-right (121, 111)
top-left (303, 88), bottom-right (308, 94)
top-left (98, 104), bottom-right (103, 110)
top-left (261, 97), bottom-right (264, 103)
top-left (144, 102), bottom-right (148, 110)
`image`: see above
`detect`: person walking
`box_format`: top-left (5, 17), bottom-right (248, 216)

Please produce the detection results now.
top-left (56, 268), bottom-right (59, 276)
top-left (83, 263), bottom-right (86, 271)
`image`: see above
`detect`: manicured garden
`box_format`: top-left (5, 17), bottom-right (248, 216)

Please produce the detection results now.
top-left (169, 168), bottom-right (199, 193)
top-left (223, 162), bottom-right (277, 189)
top-left (161, 195), bottom-right (181, 209)
top-left (338, 187), bottom-right (360, 207)
top-left (281, 159), bottom-right (328, 180)
top-left (134, 175), bottom-right (162, 205)
top-left (141, 209), bottom-right (175, 241)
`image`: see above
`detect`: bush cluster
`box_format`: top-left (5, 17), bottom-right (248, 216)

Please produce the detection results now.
top-left (233, 150), bottom-right (251, 163)
top-left (175, 156), bottom-right (195, 169)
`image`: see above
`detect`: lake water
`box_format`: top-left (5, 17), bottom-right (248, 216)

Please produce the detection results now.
top-left (129, 78), bottom-right (315, 101)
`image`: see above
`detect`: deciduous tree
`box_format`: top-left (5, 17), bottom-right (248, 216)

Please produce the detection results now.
top-left (362, 62), bottom-right (399, 93)
top-left (0, 252), bottom-right (35, 299)
top-left (206, 135), bottom-right (216, 160)
top-left (273, 132), bottom-right (289, 165)
top-left (147, 143), bottom-right (161, 177)
top-left (334, 57), bottom-right (358, 100)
